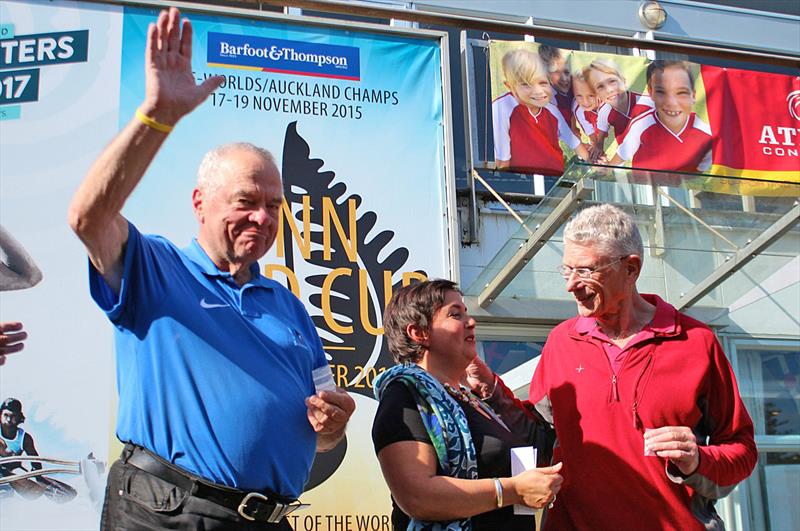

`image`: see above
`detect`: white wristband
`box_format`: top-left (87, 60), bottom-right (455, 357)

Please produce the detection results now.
top-left (493, 478), bottom-right (503, 508)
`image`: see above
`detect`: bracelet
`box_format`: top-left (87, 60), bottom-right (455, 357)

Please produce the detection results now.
top-left (135, 108), bottom-right (174, 133)
top-left (492, 478), bottom-right (503, 508)
top-left (479, 376), bottom-right (497, 400)
top-left (487, 375), bottom-right (498, 398)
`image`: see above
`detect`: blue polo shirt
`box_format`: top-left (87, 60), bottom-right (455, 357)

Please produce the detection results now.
top-left (90, 223), bottom-right (327, 496)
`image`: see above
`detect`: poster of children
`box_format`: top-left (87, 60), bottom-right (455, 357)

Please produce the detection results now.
top-left (489, 41), bottom-right (799, 184)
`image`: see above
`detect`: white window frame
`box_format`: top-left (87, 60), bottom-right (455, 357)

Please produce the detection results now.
top-left (725, 337), bottom-right (800, 531)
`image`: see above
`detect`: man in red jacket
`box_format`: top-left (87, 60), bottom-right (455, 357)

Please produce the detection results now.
top-left (469, 203), bottom-right (756, 530)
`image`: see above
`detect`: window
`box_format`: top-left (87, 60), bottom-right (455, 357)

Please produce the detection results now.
top-left (476, 324), bottom-right (550, 398)
top-left (477, 338), bottom-right (544, 399)
top-left (479, 339), bottom-right (543, 375)
top-left (733, 340), bottom-right (800, 531)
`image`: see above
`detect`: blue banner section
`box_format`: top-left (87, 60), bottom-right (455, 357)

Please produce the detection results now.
top-left (207, 32), bottom-right (360, 80)
top-left (0, 24), bottom-right (14, 40)
top-left (0, 30), bottom-right (89, 69)
top-left (0, 68), bottom-right (39, 104)
top-left (0, 104), bottom-right (21, 120)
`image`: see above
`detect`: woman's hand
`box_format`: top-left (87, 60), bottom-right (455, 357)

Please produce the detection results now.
top-left (464, 355), bottom-right (496, 398)
top-left (510, 462), bottom-right (563, 509)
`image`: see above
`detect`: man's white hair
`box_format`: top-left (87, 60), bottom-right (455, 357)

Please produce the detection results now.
top-left (196, 142), bottom-right (278, 194)
top-left (563, 204), bottom-right (644, 258)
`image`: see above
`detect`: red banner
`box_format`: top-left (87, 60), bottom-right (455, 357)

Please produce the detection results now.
top-left (703, 65), bottom-right (800, 182)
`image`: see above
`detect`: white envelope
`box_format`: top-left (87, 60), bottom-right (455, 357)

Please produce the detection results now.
top-left (312, 365), bottom-right (337, 393)
top-left (510, 446), bottom-right (539, 515)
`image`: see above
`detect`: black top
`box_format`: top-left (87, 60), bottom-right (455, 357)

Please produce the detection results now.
top-left (372, 380), bottom-right (537, 531)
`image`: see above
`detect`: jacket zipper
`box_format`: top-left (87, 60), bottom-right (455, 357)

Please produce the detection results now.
top-left (600, 340), bottom-right (620, 403)
top-left (631, 353), bottom-right (654, 430)
top-left (576, 324), bottom-right (664, 424)
top-left (599, 339), bottom-right (651, 406)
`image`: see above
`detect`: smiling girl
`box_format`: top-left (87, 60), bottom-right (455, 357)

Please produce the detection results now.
top-left (583, 58), bottom-right (654, 151)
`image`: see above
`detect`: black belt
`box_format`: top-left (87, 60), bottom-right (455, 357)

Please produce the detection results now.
top-left (123, 444), bottom-right (306, 523)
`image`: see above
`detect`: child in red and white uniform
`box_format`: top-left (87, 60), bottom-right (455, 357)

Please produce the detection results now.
top-left (539, 45), bottom-right (575, 130)
top-left (610, 61), bottom-right (712, 173)
top-left (571, 71), bottom-right (599, 151)
top-left (493, 48), bottom-right (589, 175)
top-left (492, 89), bottom-right (518, 166)
top-left (584, 58), bottom-right (653, 155)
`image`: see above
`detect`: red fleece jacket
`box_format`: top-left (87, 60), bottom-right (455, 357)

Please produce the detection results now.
top-left (526, 294), bottom-right (756, 531)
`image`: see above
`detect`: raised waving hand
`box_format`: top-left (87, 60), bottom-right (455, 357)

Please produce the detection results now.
top-left (141, 7), bottom-right (223, 126)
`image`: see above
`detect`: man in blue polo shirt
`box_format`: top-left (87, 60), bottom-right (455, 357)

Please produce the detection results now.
top-left (68, 7), bottom-right (355, 530)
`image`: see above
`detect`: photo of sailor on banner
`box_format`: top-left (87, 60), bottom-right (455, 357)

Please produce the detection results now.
top-left (0, 398), bottom-right (104, 505)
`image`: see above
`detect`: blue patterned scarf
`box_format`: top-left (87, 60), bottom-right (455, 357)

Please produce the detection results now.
top-left (374, 363), bottom-right (477, 531)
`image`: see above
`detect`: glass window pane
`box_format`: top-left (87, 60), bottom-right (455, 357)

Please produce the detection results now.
top-left (755, 195), bottom-right (798, 214)
top-left (694, 190), bottom-right (745, 212)
top-left (478, 340), bottom-right (543, 375)
top-left (736, 349), bottom-right (800, 436)
top-left (746, 452), bottom-right (800, 531)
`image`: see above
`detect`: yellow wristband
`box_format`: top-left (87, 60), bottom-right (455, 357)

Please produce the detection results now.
top-left (493, 478), bottom-right (503, 508)
top-left (135, 108), bottom-right (174, 133)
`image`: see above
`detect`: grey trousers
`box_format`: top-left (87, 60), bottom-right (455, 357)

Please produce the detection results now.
top-left (100, 447), bottom-right (294, 531)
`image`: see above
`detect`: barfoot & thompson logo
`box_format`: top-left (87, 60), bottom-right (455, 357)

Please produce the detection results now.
top-left (207, 32), bottom-right (360, 81)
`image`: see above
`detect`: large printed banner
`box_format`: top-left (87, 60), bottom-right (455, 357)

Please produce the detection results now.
top-left (0, 1), bottom-right (451, 529)
top-left (703, 65), bottom-right (800, 181)
top-left (0, 1), bottom-right (123, 529)
top-left (489, 41), bottom-right (800, 186)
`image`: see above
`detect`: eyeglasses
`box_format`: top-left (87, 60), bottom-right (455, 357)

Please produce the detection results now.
top-left (557, 256), bottom-right (627, 280)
